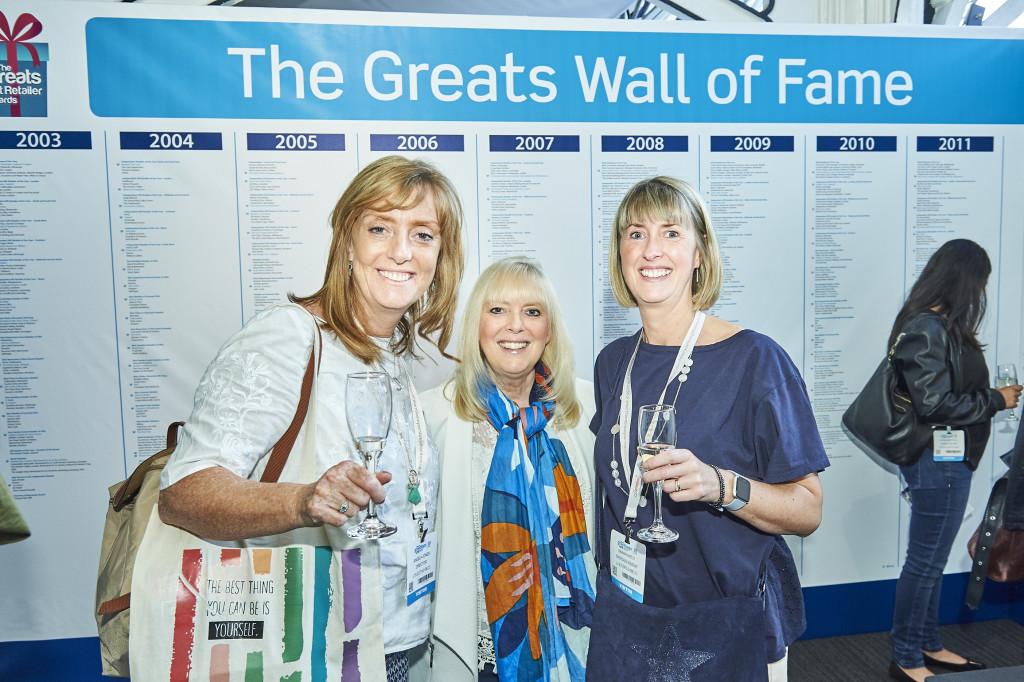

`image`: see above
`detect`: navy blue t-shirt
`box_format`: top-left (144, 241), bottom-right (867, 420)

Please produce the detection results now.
top-left (590, 329), bottom-right (829, 659)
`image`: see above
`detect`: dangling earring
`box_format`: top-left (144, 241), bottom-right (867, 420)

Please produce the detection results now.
top-left (693, 267), bottom-right (700, 288)
top-left (348, 260), bottom-right (353, 277)
top-left (430, 280), bottom-right (436, 293)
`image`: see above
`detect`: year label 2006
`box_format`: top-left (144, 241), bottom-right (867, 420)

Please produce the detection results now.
top-left (369, 134), bottom-right (463, 152)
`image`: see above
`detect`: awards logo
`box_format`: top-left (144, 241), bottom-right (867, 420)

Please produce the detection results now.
top-left (1, 12), bottom-right (47, 117)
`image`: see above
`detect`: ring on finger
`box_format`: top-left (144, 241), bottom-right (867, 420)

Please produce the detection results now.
top-left (339, 500), bottom-right (350, 515)
top-left (674, 477), bottom-right (683, 494)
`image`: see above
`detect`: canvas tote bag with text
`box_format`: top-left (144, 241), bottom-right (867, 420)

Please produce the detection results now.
top-left (129, 319), bottom-right (386, 681)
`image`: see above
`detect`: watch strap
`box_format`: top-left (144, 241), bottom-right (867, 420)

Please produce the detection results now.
top-left (723, 470), bottom-right (749, 511)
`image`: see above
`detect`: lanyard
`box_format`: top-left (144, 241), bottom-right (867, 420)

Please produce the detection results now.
top-left (618, 311), bottom-right (705, 529)
top-left (393, 355), bottom-right (431, 541)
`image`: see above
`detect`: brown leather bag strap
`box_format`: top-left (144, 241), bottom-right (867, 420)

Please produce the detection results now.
top-left (111, 422), bottom-right (185, 511)
top-left (965, 477), bottom-right (1007, 610)
top-left (259, 325), bottom-right (322, 483)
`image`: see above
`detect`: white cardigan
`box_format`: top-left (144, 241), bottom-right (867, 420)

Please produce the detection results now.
top-left (421, 378), bottom-right (598, 681)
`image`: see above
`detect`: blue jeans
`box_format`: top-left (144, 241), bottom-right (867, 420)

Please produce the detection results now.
top-left (890, 450), bottom-right (972, 669)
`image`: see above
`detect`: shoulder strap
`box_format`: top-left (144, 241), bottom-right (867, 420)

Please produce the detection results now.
top-left (111, 422), bottom-right (185, 511)
top-left (965, 476), bottom-right (1008, 609)
top-left (260, 323), bottom-right (323, 483)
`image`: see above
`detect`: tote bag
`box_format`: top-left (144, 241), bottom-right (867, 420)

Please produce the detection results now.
top-left (129, 319), bottom-right (386, 681)
top-left (586, 569), bottom-right (767, 681)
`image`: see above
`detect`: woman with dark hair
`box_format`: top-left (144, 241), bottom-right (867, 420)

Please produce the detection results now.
top-left (886, 239), bottom-right (1021, 682)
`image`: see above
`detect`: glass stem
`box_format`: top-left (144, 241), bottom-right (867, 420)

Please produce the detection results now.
top-left (652, 480), bottom-right (665, 527)
top-left (362, 450), bottom-right (379, 520)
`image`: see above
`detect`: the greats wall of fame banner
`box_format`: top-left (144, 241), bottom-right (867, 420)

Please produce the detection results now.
top-left (1, 0), bottom-right (1023, 643)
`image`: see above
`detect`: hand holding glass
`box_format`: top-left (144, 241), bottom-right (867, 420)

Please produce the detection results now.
top-left (345, 372), bottom-right (397, 539)
top-left (636, 404), bottom-right (679, 543)
top-left (997, 363), bottom-right (1019, 423)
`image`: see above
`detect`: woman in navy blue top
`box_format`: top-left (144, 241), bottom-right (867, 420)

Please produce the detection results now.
top-left (586, 177), bottom-right (829, 682)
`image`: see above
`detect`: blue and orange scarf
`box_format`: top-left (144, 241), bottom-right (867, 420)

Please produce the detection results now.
top-left (480, 364), bottom-right (595, 681)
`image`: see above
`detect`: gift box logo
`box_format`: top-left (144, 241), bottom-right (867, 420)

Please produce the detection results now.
top-left (1, 12), bottom-right (48, 117)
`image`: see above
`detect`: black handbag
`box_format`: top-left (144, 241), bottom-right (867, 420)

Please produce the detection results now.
top-left (842, 333), bottom-right (934, 466)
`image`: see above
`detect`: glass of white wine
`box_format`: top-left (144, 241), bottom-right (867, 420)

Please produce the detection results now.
top-left (636, 403), bottom-right (679, 543)
top-left (997, 363), bottom-right (1019, 423)
top-left (345, 372), bottom-right (397, 539)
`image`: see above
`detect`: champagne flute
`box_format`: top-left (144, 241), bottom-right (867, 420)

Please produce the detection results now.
top-left (345, 372), bottom-right (397, 539)
top-left (636, 404), bottom-right (679, 543)
top-left (997, 363), bottom-right (1019, 423)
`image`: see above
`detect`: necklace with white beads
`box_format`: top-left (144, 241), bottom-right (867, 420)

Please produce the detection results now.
top-left (611, 311), bottom-right (705, 506)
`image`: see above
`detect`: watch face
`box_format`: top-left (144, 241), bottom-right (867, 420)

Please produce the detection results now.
top-left (735, 475), bottom-right (751, 502)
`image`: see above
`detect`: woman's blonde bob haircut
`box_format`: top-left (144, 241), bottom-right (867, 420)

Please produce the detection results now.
top-left (451, 256), bottom-right (580, 429)
top-left (609, 176), bottom-right (722, 311)
top-left (293, 155), bottom-right (464, 364)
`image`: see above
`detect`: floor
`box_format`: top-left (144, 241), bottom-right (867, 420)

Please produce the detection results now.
top-left (789, 619), bottom-right (1024, 681)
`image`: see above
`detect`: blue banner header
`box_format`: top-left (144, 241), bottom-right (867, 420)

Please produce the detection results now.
top-left (85, 19), bottom-right (1024, 124)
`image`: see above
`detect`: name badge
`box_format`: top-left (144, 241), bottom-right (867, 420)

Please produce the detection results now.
top-left (406, 531), bottom-right (437, 605)
top-left (933, 428), bottom-right (966, 462)
top-left (610, 529), bottom-right (646, 603)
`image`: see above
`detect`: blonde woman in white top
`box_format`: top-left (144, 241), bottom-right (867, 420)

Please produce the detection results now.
top-left (422, 257), bottom-right (597, 681)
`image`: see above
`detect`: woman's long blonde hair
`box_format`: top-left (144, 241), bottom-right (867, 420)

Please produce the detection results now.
top-left (451, 257), bottom-right (580, 429)
top-left (292, 156), bottom-right (464, 364)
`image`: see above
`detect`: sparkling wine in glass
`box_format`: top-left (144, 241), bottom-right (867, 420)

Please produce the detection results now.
top-left (345, 372), bottom-right (397, 539)
top-left (636, 404), bottom-right (679, 543)
top-left (997, 363), bottom-right (1019, 423)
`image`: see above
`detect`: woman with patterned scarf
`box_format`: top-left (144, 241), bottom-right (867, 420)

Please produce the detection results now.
top-left (423, 256), bottom-right (597, 681)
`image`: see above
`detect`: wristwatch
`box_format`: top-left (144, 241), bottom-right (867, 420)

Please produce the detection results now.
top-left (723, 471), bottom-right (750, 511)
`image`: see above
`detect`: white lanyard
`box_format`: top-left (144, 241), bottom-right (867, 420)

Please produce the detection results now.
top-left (617, 311), bottom-right (705, 526)
top-left (390, 354), bottom-right (431, 540)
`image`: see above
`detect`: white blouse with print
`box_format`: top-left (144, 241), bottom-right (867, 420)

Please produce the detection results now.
top-left (161, 304), bottom-right (438, 654)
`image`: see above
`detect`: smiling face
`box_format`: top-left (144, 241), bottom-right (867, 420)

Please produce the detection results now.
top-left (478, 293), bottom-right (550, 405)
top-left (619, 215), bottom-right (702, 316)
top-left (348, 189), bottom-right (440, 336)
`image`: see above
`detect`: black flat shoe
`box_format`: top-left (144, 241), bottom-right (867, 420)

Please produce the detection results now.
top-left (922, 652), bottom-right (986, 672)
top-left (889, 660), bottom-right (926, 682)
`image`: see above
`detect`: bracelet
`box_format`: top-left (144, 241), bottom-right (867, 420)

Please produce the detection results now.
top-left (708, 464), bottom-right (725, 511)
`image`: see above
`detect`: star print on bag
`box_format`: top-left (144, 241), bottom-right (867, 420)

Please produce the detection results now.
top-left (631, 622), bottom-right (714, 682)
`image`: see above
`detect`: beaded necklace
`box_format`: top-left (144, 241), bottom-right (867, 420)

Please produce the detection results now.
top-left (612, 311), bottom-right (704, 519)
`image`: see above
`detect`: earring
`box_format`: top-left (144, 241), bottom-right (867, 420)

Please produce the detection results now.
top-left (430, 280), bottom-right (436, 293)
top-left (348, 261), bottom-right (353, 277)
top-left (693, 268), bottom-right (700, 287)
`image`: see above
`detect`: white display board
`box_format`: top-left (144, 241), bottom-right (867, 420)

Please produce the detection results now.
top-left (1, 0), bottom-right (1022, 642)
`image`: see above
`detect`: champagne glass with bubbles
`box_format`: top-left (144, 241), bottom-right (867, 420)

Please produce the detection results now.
top-left (345, 372), bottom-right (397, 539)
top-left (636, 404), bottom-right (679, 543)
top-left (997, 364), bottom-right (1019, 423)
